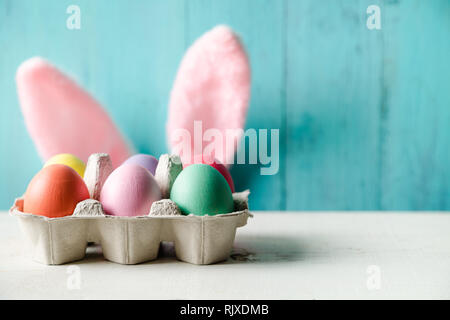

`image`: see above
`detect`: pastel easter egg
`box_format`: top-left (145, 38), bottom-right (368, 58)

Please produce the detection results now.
top-left (24, 164), bottom-right (90, 218)
top-left (44, 153), bottom-right (86, 177)
top-left (122, 154), bottom-right (158, 175)
top-left (100, 164), bottom-right (162, 217)
top-left (183, 154), bottom-right (235, 192)
top-left (170, 164), bottom-right (234, 216)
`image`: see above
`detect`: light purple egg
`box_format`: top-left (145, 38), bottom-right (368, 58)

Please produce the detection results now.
top-left (122, 154), bottom-right (158, 175)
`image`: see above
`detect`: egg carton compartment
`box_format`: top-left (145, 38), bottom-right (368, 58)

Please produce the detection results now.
top-left (9, 153), bottom-right (252, 265)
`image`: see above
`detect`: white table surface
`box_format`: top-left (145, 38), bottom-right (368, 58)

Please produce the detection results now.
top-left (1, 211), bottom-right (449, 300)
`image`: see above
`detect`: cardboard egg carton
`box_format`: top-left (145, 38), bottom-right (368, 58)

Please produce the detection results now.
top-left (9, 153), bottom-right (251, 265)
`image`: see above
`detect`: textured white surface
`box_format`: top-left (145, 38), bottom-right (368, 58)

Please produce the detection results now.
top-left (1, 212), bottom-right (449, 300)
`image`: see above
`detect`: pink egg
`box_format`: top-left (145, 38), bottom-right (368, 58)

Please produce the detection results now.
top-left (100, 164), bottom-right (162, 217)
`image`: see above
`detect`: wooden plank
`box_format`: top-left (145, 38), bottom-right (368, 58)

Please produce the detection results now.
top-left (0, 1), bottom-right (448, 211)
top-left (77, 0), bottom-right (186, 157)
top-left (0, 0), bottom-right (186, 208)
top-left (186, 0), bottom-right (286, 210)
top-left (381, 0), bottom-right (450, 210)
top-left (285, 0), bottom-right (383, 209)
top-left (0, 0), bottom-right (58, 207)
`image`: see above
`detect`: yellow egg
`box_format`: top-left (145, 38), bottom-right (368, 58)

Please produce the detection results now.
top-left (44, 153), bottom-right (86, 177)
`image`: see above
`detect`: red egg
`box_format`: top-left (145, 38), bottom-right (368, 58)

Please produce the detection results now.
top-left (24, 164), bottom-right (90, 218)
top-left (183, 154), bottom-right (235, 193)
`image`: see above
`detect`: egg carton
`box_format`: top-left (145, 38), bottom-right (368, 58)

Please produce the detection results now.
top-left (9, 153), bottom-right (252, 265)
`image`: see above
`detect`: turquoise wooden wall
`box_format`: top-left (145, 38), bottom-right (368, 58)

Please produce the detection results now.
top-left (0, 0), bottom-right (449, 211)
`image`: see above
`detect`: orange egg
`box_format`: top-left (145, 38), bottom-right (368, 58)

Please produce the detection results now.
top-left (24, 164), bottom-right (90, 218)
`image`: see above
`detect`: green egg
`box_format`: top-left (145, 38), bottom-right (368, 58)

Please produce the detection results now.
top-left (170, 164), bottom-right (234, 216)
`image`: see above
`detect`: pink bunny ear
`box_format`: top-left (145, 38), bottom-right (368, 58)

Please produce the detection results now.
top-left (16, 57), bottom-right (132, 167)
top-left (167, 25), bottom-right (251, 166)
